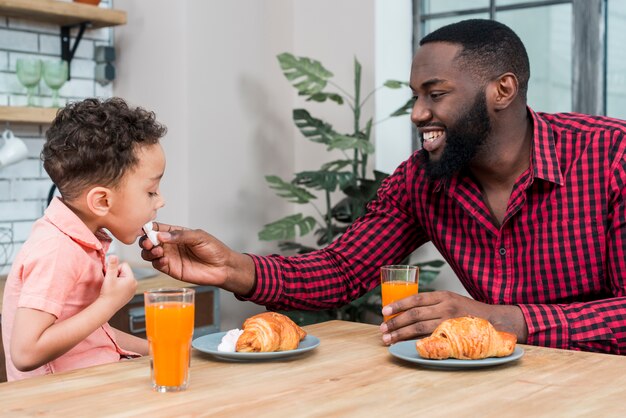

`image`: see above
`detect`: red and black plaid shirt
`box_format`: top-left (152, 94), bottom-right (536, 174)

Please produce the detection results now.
top-left (245, 108), bottom-right (626, 354)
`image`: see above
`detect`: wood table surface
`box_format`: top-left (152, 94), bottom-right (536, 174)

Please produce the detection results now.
top-left (1, 320), bottom-right (625, 417)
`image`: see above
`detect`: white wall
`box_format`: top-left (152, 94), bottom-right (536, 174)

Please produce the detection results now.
top-left (114, 0), bottom-right (385, 330)
top-left (374, 0), bottom-right (413, 174)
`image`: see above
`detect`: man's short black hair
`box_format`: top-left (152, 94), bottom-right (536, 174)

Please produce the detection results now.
top-left (420, 19), bottom-right (530, 99)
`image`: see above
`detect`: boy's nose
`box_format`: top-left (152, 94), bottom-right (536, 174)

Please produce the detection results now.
top-left (157, 194), bottom-right (165, 209)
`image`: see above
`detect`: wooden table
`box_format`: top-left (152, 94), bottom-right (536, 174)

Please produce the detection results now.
top-left (1, 320), bottom-right (626, 417)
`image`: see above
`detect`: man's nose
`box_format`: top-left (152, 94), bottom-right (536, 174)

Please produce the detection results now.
top-left (410, 98), bottom-right (432, 125)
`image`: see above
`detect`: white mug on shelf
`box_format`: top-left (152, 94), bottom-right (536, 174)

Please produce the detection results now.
top-left (0, 129), bottom-right (28, 168)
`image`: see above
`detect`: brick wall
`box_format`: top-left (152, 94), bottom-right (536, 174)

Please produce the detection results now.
top-left (0, 1), bottom-right (115, 274)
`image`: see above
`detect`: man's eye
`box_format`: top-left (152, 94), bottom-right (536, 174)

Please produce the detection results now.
top-left (431, 92), bottom-right (445, 99)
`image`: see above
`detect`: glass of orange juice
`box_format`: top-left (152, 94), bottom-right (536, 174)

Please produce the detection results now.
top-left (381, 265), bottom-right (419, 321)
top-left (144, 288), bottom-right (195, 392)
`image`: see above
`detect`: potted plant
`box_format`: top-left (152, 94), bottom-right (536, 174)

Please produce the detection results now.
top-left (258, 53), bottom-right (444, 325)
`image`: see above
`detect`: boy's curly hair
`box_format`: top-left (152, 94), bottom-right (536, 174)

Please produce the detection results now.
top-left (42, 97), bottom-right (167, 201)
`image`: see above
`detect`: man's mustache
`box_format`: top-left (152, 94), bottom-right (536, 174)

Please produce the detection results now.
top-left (415, 122), bottom-right (446, 130)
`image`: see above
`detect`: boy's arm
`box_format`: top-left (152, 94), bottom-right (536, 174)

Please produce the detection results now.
top-left (10, 257), bottom-right (137, 371)
top-left (111, 328), bottom-right (149, 356)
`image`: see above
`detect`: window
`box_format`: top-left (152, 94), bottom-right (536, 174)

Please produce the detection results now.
top-left (415, 0), bottom-right (622, 118)
top-left (607, 0), bottom-right (626, 119)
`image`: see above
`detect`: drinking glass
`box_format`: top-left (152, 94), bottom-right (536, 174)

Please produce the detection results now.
top-left (16, 58), bottom-right (42, 106)
top-left (43, 60), bottom-right (68, 108)
top-left (144, 288), bottom-right (195, 392)
top-left (380, 265), bottom-right (419, 321)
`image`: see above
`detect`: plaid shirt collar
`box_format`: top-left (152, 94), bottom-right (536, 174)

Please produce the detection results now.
top-left (432, 106), bottom-right (564, 194)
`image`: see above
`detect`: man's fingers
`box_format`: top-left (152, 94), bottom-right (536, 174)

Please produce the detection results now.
top-left (152, 222), bottom-right (188, 233)
top-left (158, 228), bottom-right (211, 247)
top-left (382, 318), bottom-right (442, 345)
top-left (383, 291), bottom-right (441, 319)
top-left (384, 304), bottom-right (441, 332)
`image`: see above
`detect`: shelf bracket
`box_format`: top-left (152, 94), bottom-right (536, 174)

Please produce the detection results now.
top-left (60, 22), bottom-right (89, 80)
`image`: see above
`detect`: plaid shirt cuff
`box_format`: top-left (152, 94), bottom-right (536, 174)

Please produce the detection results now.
top-left (235, 254), bottom-right (283, 305)
top-left (518, 303), bottom-right (570, 349)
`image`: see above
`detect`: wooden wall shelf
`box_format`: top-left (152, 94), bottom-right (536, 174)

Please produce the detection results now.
top-left (0, 0), bottom-right (126, 28)
top-left (0, 0), bottom-right (127, 123)
top-left (0, 106), bottom-right (58, 124)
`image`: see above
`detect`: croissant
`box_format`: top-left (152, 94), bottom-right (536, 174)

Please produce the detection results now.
top-left (235, 312), bottom-right (306, 352)
top-left (414, 316), bottom-right (516, 360)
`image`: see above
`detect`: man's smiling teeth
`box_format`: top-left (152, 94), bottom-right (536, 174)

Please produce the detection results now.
top-left (423, 130), bottom-right (444, 142)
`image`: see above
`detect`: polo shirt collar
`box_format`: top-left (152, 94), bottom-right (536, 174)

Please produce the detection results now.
top-left (45, 197), bottom-right (112, 252)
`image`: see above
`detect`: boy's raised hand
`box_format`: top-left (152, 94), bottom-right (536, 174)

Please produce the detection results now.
top-left (100, 255), bottom-right (137, 312)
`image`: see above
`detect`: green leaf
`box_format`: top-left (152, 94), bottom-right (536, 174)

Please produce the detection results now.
top-left (277, 241), bottom-right (317, 254)
top-left (418, 270), bottom-right (440, 286)
top-left (307, 92), bottom-right (344, 105)
top-left (390, 97), bottom-right (415, 117)
top-left (383, 80), bottom-right (410, 89)
top-left (293, 109), bottom-right (337, 145)
top-left (415, 259), bottom-right (447, 268)
top-left (277, 53), bottom-right (333, 96)
top-left (321, 159), bottom-right (353, 172)
top-left (314, 224), bottom-right (349, 246)
top-left (339, 174), bottom-right (389, 220)
top-left (265, 175), bottom-right (316, 204)
top-left (328, 134), bottom-right (375, 154)
top-left (294, 170), bottom-right (354, 193)
top-left (258, 214), bottom-right (317, 241)
top-left (363, 118), bottom-right (373, 141)
top-left (373, 170), bottom-right (389, 183)
top-left (354, 57), bottom-right (362, 100)
top-left (342, 179), bottom-right (378, 200)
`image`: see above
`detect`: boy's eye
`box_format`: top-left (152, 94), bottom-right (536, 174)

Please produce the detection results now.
top-left (148, 192), bottom-right (158, 197)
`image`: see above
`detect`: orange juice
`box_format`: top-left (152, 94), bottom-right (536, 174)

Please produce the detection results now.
top-left (381, 281), bottom-right (418, 321)
top-left (145, 301), bottom-right (195, 388)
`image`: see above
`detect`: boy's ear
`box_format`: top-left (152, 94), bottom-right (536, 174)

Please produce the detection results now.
top-left (86, 186), bottom-right (113, 216)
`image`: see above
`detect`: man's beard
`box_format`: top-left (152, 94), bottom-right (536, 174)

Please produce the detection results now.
top-left (419, 90), bottom-right (492, 180)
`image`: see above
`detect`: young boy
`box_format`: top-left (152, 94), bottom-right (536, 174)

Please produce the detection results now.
top-left (1, 97), bottom-right (167, 381)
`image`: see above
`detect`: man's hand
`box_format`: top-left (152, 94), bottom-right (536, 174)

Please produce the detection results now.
top-left (139, 222), bottom-right (256, 295)
top-left (379, 290), bottom-right (528, 345)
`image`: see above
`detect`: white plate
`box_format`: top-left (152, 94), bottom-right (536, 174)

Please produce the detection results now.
top-left (389, 340), bottom-right (524, 369)
top-left (192, 331), bottom-right (320, 361)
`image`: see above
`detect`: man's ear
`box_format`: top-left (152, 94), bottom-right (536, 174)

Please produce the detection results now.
top-left (488, 72), bottom-right (519, 111)
top-left (86, 186), bottom-right (113, 216)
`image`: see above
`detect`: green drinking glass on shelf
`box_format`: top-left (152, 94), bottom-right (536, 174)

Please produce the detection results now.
top-left (43, 60), bottom-right (69, 108)
top-left (16, 58), bottom-right (42, 107)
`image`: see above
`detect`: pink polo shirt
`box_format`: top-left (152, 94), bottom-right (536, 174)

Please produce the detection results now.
top-left (1, 198), bottom-right (139, 381)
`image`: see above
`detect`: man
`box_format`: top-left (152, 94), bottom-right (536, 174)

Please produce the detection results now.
top-left (141, 19), bottom-right (626, 354)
